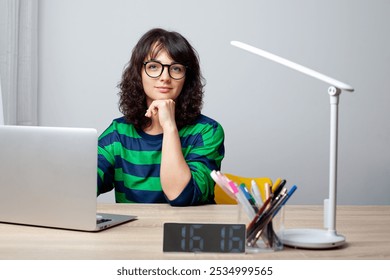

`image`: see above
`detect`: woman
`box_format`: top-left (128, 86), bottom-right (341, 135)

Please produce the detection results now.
top-left (97, 28), bottom-right (225, 206)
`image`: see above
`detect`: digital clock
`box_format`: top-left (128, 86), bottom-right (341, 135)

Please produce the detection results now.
top-left (163, 223), bottom-right (246, 253)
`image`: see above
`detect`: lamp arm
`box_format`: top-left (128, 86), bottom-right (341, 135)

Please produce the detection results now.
top-left (231, 41), bottom-right (354, 92)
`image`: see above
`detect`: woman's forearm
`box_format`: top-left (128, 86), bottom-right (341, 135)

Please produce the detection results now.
top-left (160, 125), bottom-right (191, 200)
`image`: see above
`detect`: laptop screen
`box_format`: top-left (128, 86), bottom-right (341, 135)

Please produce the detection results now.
top-left (0, 125), bottom-right (99, 230)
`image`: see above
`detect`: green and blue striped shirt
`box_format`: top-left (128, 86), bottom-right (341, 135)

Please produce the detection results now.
top-left (97, 115), bottom-right (224, 206)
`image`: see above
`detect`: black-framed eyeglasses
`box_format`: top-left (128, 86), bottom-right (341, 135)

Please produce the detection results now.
top-left (143, 61), bottom-right (187, 80)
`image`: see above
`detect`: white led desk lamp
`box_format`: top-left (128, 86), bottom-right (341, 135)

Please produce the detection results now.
top-left (231, 41), bottom-right (354, 249)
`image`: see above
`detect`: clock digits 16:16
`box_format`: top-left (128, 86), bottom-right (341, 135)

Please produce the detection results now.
top-left (163, 223), bottom-right (246, 253)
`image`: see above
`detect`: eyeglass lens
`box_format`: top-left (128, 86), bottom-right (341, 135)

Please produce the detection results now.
top-left (144, 61), bottom-right (186, 80)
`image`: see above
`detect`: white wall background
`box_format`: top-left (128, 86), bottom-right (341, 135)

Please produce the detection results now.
top-left (38, 0), bottom-right (390, 205)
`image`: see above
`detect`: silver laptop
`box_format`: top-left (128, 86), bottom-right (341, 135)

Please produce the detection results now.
top-left (0, 125), bottom-right (136, 231)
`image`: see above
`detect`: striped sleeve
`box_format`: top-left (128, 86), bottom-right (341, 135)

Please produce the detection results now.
top-left (171, 115), bottom-right (225, 205)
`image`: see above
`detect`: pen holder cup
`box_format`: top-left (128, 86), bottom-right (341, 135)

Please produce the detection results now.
top-left (237, 204), bottom-right (285, 253)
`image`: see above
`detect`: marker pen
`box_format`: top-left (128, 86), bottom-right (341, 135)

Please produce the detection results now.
top-left (210, 170), bottom-right (236, 200)
top-left (215, 172), bottom-right (256, 221)
top-left (216, 171), bottom-right (232, 191)
top-left (239, 183), bottom-right (259, 213)
top-left (271, 178), bottom-right (282, 193)
top-left (250, 180), bottom-right (263, 208)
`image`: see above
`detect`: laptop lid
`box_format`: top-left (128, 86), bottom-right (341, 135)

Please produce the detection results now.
top-left (0, 125), bottom-right (135, 231)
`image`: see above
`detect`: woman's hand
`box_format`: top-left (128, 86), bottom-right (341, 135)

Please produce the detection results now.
top-left (145, 99), bottom-right (177, 131)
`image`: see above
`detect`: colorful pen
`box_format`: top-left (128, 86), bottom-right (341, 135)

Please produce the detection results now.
top-left (210, 170), bottom-right (236, 200)
top-left (239, 183), bottom-right (259, 213)
top-left (271, 178), bottom-right (282, 193)
top-left (272, 185), bottom-right (297, 217)
top-left (216, 171), bottom-right (256, 220)
top-left (246, 196), bottom-right (272, 236)
top-left (273, 179), bottom-right (286, 198)
top-left (250, 180), bottom-right (263, 208)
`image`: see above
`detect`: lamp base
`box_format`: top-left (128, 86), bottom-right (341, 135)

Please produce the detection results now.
top-left (279, 228), bottom-right (345, 249)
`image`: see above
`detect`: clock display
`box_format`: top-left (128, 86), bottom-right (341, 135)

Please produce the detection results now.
top-left (163, 223), bottom-right (246, 253)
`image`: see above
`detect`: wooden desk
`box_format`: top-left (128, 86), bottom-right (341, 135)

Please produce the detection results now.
top-left (0, 204), bottom-right (389, 259)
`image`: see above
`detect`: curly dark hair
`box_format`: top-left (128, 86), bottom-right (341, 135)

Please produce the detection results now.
top-left (118, 28), bottom-right (205, 130)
